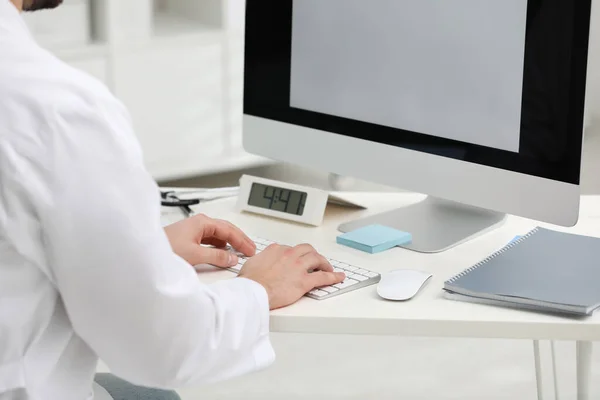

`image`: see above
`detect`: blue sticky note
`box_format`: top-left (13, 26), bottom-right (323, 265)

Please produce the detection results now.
top-left (336, 224), bottom-right (412, 254)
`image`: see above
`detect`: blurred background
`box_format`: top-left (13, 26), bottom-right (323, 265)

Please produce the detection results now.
top-left (23, 0), bottom-right (600, 196)
top-left (29, 1), bottom-right (600, 398)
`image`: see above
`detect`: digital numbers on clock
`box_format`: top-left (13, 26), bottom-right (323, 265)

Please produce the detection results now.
top-left (248, 183), bottom-right (307, 216)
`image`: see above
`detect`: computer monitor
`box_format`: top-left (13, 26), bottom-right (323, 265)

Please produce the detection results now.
top-left (242, 0), bottom-right (592, 253)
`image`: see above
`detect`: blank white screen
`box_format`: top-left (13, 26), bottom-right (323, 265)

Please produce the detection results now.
top-left (290, 0), bottom-right (528, 152)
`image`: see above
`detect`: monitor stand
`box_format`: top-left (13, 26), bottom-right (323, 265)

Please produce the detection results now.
top-left (337, 196), bottom-right (506, 253)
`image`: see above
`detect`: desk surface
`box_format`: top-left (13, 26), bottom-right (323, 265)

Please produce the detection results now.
top-left (163, 192), bottom-right (600, 341)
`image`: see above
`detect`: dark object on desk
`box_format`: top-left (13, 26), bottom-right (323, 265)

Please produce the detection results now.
top-left (444, 227), bottom-right (600, 316)
top-left (160, 191), bottom-right (199, 218)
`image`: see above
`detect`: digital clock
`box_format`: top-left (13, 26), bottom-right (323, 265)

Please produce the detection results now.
top-left (236, 175), bottom-right (365, 226)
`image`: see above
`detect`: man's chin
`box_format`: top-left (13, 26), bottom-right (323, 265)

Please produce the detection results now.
top-left (23, 0), bottom-right (64, 11)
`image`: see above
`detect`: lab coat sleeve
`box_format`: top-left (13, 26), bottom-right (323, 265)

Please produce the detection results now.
top-left (39, 94), bottom-right (275, 388)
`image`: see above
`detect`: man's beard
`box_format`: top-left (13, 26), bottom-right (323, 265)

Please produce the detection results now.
top-left (23, 0), bottom-right (64, 11)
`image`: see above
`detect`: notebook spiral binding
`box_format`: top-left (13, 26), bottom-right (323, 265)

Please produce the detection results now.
top-left (445, 227), bottom-right (540, 284)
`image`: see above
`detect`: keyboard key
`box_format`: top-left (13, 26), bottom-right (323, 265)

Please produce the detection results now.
top-left (333, 279), bottom-right (359, 290)
top-left (346, 272), bottom-right (368, 282)
top-left (343, 265), bottom-right (359, 272)
top-left (230, 265), bottom-right (241, 272)
top-left (333, 267), bottom-right (345, 273)
top-left (309, 289), bottom-right (329, 298)
top-left (320, 286), bottom-right (339, 293)
top-left (365, 271), bottom-right (379, 278)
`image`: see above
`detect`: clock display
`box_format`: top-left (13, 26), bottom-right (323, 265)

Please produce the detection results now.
top-left (248, 183), bottom-right (307, 216)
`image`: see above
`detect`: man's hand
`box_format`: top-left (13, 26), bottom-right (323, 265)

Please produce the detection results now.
top-left (164, 214), bottom-right (256, 267)
top-left (239, 243), bottom-right (346, 310)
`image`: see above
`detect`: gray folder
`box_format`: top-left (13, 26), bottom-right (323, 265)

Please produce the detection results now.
top-left (444, 227), bottom-right (600, 316)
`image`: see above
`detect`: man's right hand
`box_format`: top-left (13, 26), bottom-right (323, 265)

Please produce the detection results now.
top-left (238, 243), bottom-right (346, 310)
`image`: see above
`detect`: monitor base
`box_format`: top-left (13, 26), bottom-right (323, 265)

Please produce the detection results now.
top-left (337, 196), bottom-right (506, 253)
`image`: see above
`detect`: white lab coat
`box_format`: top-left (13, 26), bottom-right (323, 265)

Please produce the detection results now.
top-left (0, 2), bottom-right (274, 399)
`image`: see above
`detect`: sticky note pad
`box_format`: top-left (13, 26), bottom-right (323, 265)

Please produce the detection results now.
top-left (336, 224), bottom-right (412, 254)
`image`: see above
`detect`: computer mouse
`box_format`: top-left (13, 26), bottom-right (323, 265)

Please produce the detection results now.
top-left (377, 269), bottom-right (433, 301)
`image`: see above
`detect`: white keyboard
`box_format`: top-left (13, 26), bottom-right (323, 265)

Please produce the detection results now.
top-left (228, 236), bottom-right (381, 300)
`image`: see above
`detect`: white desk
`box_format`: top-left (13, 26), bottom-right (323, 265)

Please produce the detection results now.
top-left (163, 192), bottom-right (600, 400)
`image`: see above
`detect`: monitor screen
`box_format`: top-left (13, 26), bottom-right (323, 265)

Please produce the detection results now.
top-left (244, 0), bottom-right (591, 185)
top-left (290, 0), bottom-right (527, 153)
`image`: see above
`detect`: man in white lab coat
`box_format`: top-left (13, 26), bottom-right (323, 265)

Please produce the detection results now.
top-left (0, 1), bottom-right (345, 399)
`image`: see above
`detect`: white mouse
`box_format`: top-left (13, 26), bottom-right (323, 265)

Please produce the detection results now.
top-left (377, 269), bottom-right (433, 301)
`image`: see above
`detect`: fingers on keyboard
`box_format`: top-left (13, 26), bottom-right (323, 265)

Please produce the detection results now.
top-left (231, 237), bottom-right (380, 300)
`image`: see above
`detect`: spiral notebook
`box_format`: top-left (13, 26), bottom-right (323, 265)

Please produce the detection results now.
top-left (443, 227), bottom-right (600, 316)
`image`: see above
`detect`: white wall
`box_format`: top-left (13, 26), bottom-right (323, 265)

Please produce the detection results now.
top-left (23, 0), bottom-right (267, 182)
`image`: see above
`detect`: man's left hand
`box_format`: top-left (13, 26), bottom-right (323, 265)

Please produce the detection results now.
top-left (164, 214), bottom-right (256, 268)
